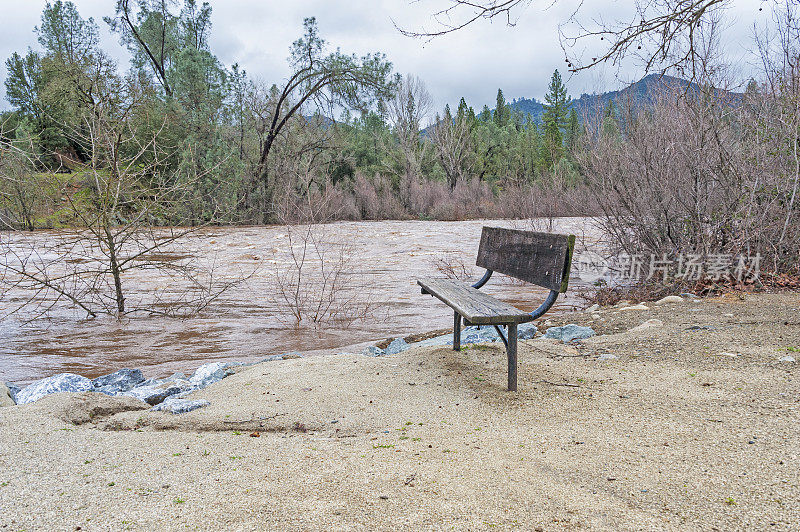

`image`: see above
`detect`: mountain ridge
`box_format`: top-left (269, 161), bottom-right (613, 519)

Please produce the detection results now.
top-left (498, 73), bottom-right (732, 123)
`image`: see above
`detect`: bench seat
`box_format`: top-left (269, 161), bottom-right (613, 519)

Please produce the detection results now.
top-left (417, 278), bottom-right (533, 325)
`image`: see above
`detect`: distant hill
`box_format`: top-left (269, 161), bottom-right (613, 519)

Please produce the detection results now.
top-left (503, 73), bottom-right (734, 123)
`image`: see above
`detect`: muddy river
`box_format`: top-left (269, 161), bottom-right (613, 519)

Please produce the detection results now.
top-left (1, 218), bottom-right (600, 384)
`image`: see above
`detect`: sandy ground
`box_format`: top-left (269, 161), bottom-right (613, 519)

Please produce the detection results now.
top-left (1, 292), bottom-right (799, 531)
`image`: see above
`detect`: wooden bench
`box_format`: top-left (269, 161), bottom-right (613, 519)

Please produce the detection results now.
top-left (418, 226), bottom-right (575, 391)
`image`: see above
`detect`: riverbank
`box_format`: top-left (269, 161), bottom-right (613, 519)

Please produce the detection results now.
top-left (1, 292), bottom-right (798, 530)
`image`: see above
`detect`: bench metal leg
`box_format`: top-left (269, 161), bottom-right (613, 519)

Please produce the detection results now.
top-left (507, 324), bottom-right (517, 391)
top-left (453, 311), bottom-right (461, 351)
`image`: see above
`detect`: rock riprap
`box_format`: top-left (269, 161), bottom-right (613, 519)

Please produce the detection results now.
top-left (11, 361), bottom-right (244, 411)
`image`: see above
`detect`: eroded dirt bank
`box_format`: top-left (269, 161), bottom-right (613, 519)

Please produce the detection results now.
top-left (1, 293), bottom-right (798, 530)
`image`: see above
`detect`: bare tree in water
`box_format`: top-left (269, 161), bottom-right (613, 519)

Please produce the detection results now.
top-left (0, 104), bottom-right (246, 319)
top-left (268, 159), bottom-right (377, 327)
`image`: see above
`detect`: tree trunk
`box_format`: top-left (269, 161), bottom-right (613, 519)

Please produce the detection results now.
top-left (104, 226), bottom-right (125, 315)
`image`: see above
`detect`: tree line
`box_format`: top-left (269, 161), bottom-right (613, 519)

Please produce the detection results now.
top-left (0, 0), bottom-right (594, 229)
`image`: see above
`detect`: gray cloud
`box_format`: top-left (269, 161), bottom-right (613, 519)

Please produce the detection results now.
top-left (1, 0), bottom-right (767, 115)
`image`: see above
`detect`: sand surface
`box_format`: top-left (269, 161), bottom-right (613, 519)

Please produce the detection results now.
top-left (1, 293), bottom-right (799, 530)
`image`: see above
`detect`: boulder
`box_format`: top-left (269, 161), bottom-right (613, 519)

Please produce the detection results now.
top-left (544, 324), bottom-right (596, 343)
top-left (189, 362), bottom-right (233, 388)
top-left (779, 355), bottom-right (796, 363)
top-left (518, 323), bottom-right (538, 340)
top-left (151, 397), bottom-right (210, 414)
top-left (462, 326), bottom-right (499, 344)
top-left (280, 353), bottom-right (302, 360)
top-left (384, 338), bottom-right (409, 355)
top-left (92, 368), bottom-right (145, 395)
top-left (586, 304), bottom-right (600, 312)
top-left (16, 373), bottom-right (94, 405)
top-left (5, 382), bottom-right (20, 403)
top-left (0, 383), bottom-right (15, 407)
top-left (123, 379), bottom-right (194, 406)
top-left (362, 346), bottom-right (386, 357)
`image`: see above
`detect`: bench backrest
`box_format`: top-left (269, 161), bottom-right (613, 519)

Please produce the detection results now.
top-left (476, 226), bottom-right (575, 293)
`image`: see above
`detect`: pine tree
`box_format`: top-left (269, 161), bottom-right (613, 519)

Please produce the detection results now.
top-left (480, 104), bottom-right (492, 122)
top-left (494, 88), bottom-right (507, 127)
top-left (456, 97), bottom-right (468, 122)
top-left (602, 99), bottom-right (620, 140)
top-left (541, 70), bottom-right (572, 167)
top-left (542, 70), bottom-right (571, 132)
top-left (564, 108), bottom-right (580, 154)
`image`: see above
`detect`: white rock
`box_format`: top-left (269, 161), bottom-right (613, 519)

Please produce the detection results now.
top-left (779, 356), bottom-right (796, 363)
top-left (189, 362), bottom-right (232, 387)
top-left (586, 304), bottom-right (600, 312)
top-left (719, 352), bottom-right (741, 358)
top-left (16, 373), bottom-right (94, 404)
top-left (597, 353), bottom-right (618, 361)
top-left (654, 295), bottom-right (683, 305)
top-left (723, 313), bottom-right (734, 318)
top-left (384, 338), bottom-right (409, 355)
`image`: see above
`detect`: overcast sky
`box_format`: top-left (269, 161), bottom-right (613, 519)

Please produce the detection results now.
top-left (0, 0), bottom-right (766, 115)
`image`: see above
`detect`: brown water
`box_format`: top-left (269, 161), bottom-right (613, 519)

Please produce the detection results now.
top-left (0, 218), bottom-right (599, 384)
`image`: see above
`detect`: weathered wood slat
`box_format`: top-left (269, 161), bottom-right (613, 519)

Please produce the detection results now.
top-left (476, 227), bottom-right (574, 292)
top-left (417, 278), bottom-right (533, 325)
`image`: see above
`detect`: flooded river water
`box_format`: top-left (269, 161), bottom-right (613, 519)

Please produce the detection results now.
top-left (1, 218), bottom-right (600, 384)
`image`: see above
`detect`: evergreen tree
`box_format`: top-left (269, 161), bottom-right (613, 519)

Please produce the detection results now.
top-left (480, 104), bottom-right (492, 122)
top-left (456, 97), bottom-right (468, 122)
top-left (542, 69), bottom-right (571, 132)
top-left (601, 100), bottom-right (621, 140)
top-left (565, 108), bottom-right (580, 154)
top-left (541, 70), bottom-right (572, 167)
top-left (494, 88), bottom-right (507, 127)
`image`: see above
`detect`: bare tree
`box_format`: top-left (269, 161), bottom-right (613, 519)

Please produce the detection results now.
top-left (0, 99), bottom-right (245, 319)
top-left (385, 74), bottom-right (433, 204)
top-left (270, 190), bottom-right (375, 327)
top-left (399, 0), bottom-right (744, 80)
top-left (430, 110), bottom-right (473, 190)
